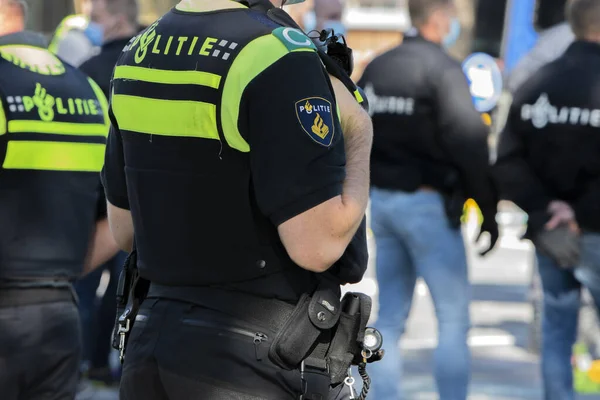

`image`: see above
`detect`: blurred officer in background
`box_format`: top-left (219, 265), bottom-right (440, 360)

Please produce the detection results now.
top-left (80, 0), bottom-right (140, 96)
top-left (102, 0), bottom-right (373, 398)
top-left (75, 0), bottom-right (139, 385)
top-left (0, 0), bottom-right (119, 398)
top-left (358, 0), bottom-right (499, 398)
top-left (494, 1), bottom-right (600, 399)
top-left (49, 0), bottom-right (102, 67)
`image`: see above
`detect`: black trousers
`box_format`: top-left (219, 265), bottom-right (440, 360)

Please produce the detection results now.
top-left (0, 300), bottom-right (81, 400)
top-left (120, 298), bottom-right (352, 400)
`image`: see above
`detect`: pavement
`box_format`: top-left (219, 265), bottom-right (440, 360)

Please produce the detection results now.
top-left (78, 205), bottom-right (600, 400)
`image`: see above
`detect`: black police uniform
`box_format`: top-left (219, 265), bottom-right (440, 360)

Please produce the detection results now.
top-left (0, 31), bottom-right (109, 399)
top-left (494, 40), bottom-right (600, 237)
top-left (357, 30), bottom-right (498, 223)
top-left (101, 2), bottom-right (367, 399)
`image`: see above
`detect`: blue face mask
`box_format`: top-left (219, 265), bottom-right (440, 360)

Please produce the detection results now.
top-left (84, 21), bottom-right (104, 47)
top-left (442, 18), bottom-right (461, 48)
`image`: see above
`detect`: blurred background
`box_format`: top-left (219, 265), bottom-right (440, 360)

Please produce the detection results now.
top-left (25, 0), bottom-right (599, 399)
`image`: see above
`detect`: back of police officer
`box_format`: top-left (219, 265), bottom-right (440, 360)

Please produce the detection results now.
top-left (0, 1), bottom-right (115, 399)
top-left (494, 1), bottom-right (600, 398)
top-left (357, 1), bottom-right (499, 399)
top-left (101, 0), bottom-right (373, 398)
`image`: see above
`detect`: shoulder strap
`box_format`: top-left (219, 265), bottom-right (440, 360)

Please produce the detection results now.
top-left (242, 0), bottom-right (367, 109)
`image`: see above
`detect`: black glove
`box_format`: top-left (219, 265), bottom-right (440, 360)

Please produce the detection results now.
top-left (477, 207), bottom-right (499, 256)
top-left (533, 224), bottom-right (581, 268)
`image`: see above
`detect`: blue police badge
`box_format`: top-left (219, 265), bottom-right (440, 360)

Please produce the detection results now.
top-left (295, 97), bottom-right (335, 147)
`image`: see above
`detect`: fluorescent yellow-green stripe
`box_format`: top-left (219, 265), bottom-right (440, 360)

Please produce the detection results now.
top-left (354, 89), bottom-right (364, 103)
top-left (114, 66), bottom-right (221, 89)
top-left (87, 77), bottom-right (110, 127)
top-left (3, 141), bottom-right (105, 172)
top-left (8, 120), bottom-right (109, 137)
top-left (222, 35), bottom-right (316, 153)
top-left (112, 94), bottom-right (219, 139)
top-left (0, 99), bottom-right (6, 136)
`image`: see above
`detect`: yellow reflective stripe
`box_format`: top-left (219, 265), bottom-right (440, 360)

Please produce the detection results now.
top-left (0, 100), bottom-right (6, 136)
top-left (114, 66), bottom-right (221, 89)
top-left (112, 94), bottom-right (219, 139)
top-left (8, 120), bottom-right (108, 137)
top-left (2, 141), bottom-right (105, 172)
top-left (87, 77), bottom-right (110, 127)
top-left (353, 89), bottom-right (364, 103)
top-left (222, 35), bottom-right (315, 153)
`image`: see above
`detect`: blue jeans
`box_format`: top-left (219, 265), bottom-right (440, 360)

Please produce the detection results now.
top-left (537, 234), bottom-right (600, 400)
top-left (369, 188), bottom-right (471, 400)
top-left (75, 252), bottom-right (127, 370)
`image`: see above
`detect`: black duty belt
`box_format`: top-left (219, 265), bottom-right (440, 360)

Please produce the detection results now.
top-left (0, 287), bottom-right (74, 308)
top-left (147, 283), bottom-right (296, 333)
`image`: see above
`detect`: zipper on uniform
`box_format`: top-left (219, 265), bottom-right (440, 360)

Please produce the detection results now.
top-left (181, 318), bottom-right (269, 360)
top-left (254, 332), bottom-right (268, 361)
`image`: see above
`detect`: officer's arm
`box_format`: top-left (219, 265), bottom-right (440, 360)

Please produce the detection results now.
top-left (244, 50), bottom-right (372, 273)
top-left (106, 203), bottom-right (134, 252)
top-left (279, 78), bottom-right (373, 272)
top-left (492, 100), bottom-right (552, 231)
top-left (434, 64), bottom-right (497, 212)
top-left (83, 218), bottom-right (121, 275)
top-left (101, 114), bottom-right (134, 252)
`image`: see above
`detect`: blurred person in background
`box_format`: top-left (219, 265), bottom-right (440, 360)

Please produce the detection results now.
top-left (284, 0), bottom-right (314, 30)
top-left (303, 0), bottom-right (345, 34)
top-left (493, 1), bottom-right (600, 399)
top-left (49, 0), bottom-right (102, 67)
top-left (507, 2), bottom-right (574, 94)
top-left (0, 0), bottom-right (119, 398)
top-left (75, 0), bottom-right (139, 386)
top-left (358, 0), bottom-right (500, 398)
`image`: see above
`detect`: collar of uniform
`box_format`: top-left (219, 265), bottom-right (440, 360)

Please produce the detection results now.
top-left (0, 30), bottom-right (48, 48)
top-left (175, 0), bottom-right (248, 13)
top-left (565, 40), bottom-right (600, 57)
top-left (239, 0), bottom-right (273, 13)
top-left (402, 30), bottom-right (438, 46)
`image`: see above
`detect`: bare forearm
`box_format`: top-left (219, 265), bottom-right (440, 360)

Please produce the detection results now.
top-left (107, 201), bottom-right (135, 252)
top-left (340, 109), bottom-right (373, 235)
top-left (82, 218), bottom-right (121, 275)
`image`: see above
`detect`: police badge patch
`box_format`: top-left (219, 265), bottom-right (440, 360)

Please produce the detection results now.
top-left (295, 97), bottom-right (335, 147)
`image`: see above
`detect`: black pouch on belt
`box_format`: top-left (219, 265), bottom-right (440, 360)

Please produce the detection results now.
top-left (327, 292), bottom-right (372, 385)
top-left (269, 284), bottom-right (342, 370)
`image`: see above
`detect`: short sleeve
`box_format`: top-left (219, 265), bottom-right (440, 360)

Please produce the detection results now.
top-left (95, 180), bottom-right (107, 220)
top-left (100, 107), bottom-right (130, 210)
top-left (243, 51), bottom-right (346, 226)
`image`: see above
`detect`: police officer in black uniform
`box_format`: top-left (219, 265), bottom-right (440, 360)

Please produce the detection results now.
top-left (493, 1), bottom-right (600, 398)
top-left (101, 0), bottom-right (375, 399)
top-left (0, 0), bottom-right (118, 398)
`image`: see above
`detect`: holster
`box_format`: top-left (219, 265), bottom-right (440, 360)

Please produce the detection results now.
top-left (111, 241), bottom-right (150, 363)
top-left (269, 286), bottom-right (373, 386)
